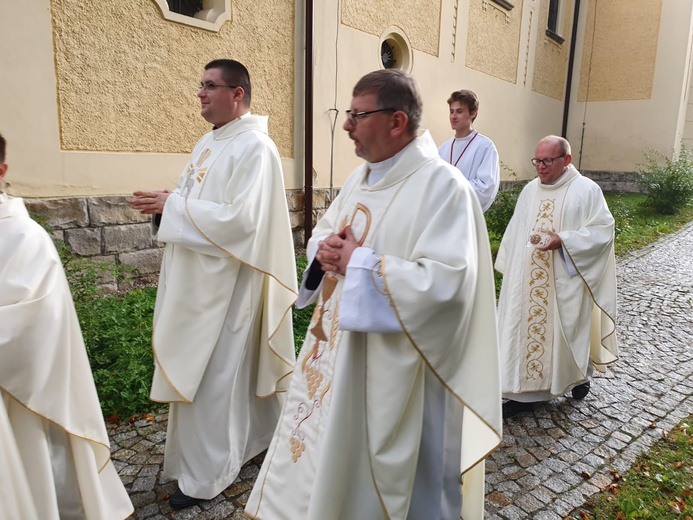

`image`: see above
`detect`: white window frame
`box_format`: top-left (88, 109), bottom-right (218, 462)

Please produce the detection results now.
top-left (152, 0), bottom-right (231, 32)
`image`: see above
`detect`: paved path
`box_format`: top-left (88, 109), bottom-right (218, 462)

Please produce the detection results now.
top-left (112, 222), bottom-right (693, 519)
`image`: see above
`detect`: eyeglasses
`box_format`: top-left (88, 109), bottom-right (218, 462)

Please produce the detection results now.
top-left (198, 82), bottom-right (238, 92)
top-left (531, 154), bottom-right (566, 167)
top-left (345, 108), bottom-right (396, 126)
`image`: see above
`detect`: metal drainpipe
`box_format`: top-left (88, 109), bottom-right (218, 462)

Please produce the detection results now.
top-left (561, 0), bottom-right (581, 138)
top-left (303, 0), bottom-right (314, 247)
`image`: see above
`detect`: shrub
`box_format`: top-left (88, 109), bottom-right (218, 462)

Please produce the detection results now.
top-left (485, 184), bottom-right (523, 239)
top-left (637, 144), bottom-right (693, 215)
top-left (79, 288), bottom-right (157, 419)
top-left (293, 256), bottom-right (315, 353)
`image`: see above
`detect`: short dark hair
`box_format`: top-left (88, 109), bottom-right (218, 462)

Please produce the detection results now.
top-left (447, 90), bottom-right (479, 120)
top-left (205, 59), bottom-right (252, 106)
top-left (0, 132), bottom-right (5, 164)
top-left (352, 69), bottom-right (422, 136)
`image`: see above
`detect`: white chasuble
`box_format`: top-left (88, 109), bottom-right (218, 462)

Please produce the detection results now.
top-left (148, 114), bottom-right (297, 499)
top-left (246, 132), bottom-right (502, 520)
top-left (496, 165), bottom-right (618, 399)
top-left (0, 195), bottom-right (133, 520)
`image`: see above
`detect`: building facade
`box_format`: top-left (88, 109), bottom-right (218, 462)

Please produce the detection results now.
top-left (1, 0), bottom-right (691, 286)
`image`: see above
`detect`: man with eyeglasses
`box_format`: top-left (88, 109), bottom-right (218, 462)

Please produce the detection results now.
top-left (438, 90), bottom-right (500, 211)
top-left (130, 59), bottom-right (297, 510)
top-left (246, 69), bottom-right (502, 520)
top-left (495, 135), bottom-right (618, 419)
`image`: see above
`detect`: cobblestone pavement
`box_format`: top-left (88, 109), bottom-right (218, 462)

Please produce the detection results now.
top-left (111, 222), bottom-right (693, 519)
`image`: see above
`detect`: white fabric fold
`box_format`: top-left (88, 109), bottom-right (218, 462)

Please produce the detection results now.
top-left (0, 195), bottom-right (133, 520)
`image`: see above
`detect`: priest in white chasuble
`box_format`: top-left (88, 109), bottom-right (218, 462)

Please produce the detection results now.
top-left (246, 69), bottom-right (502, 520)
top-left (496, 135), bottom-right (618, 419)
top-left (130, 60), bottom-right (297, 509)
top-left (0, 133), bottom-right (133, 520)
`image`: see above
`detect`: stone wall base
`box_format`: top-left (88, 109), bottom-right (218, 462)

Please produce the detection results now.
top-left (23, 175), bottom-right (638, 292)
top-left (24, 189), bottom-right (333, 292)
top-left (500, 171), bottom-right (642, 194)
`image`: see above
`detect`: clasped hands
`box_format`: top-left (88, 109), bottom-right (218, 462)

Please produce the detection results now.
top-left (315, 226), bottom-right (359, 276)
top-left (129, 190), bottom-right (171, 215)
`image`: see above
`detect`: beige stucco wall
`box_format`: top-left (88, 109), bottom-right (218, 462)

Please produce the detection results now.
top-left (0, 0), bottom-right (299, 197)
top-left (466, 0), bottom-right (523, 84)
top-left (578, 0), bottom-right (661, 102)
top-left (310, 0), bottom-right (569, 188)
top-left (341, 0), bottom-right (442, 56)
top-left (532, 0), bottom-right (573, 100)
top-left (566, 0), bottom-right (693, 172)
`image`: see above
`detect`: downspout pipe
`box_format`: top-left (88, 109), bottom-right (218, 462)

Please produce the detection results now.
top-left (561, 0), bottom-right (581, 138)
top-left (304, 0), bottom-right (314, 246)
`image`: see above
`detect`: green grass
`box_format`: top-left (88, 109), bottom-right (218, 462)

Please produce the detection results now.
top-left (606, 193), bottom-right (693, 256)
top-left (571, 416), bottom-right (693, 520)
top-left (76, 287), bottom-right (157, 419)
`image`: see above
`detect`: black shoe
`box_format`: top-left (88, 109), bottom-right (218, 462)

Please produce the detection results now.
top-left (571, 381), bottom-right (591, 400)
top-left (169, 488), bottom-right (200, 510)
top-left (502, 400), bottom-right (535, 419)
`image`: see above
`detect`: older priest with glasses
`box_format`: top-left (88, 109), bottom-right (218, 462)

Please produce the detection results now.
top-left (495, 135), bottom-right (618, 419)
top-left (245, 69), bottom-right (502, 520)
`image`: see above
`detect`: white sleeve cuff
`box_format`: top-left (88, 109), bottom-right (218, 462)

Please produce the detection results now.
top-left (339, 248), bottom-right (402, 333)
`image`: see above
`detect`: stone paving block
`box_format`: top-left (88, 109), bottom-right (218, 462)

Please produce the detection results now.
top-left (515, 492), bottom-right (544, 513)
top-left (497, 504), bottom-right (525, 520)
top-left (532, 511), bottom-right (563, 520)
top-left (552, 498), bottom-right (575, 516)
top-left (529, 485), bottom-right (556, 504)
top-left (113, 448), bottom-right (137, 462)
top-left (134, 503), bottom-right (159, 518)
top-left (495, 480), bottom-right (522, 494)
top-left (131, 476), bottom-right (156, 493)
top-left (130, 490), bottom-right (156, 508)
top-left (543, 476), bottom-right (571, 493)
top-left (139, 464), bottom-right (160, 477)
top-left (486, 491), bottom-right (512, 508)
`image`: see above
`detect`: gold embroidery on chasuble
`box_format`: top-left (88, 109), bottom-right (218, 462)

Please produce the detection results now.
top-left (289, 203), bottom-right (373, 462)
top-left (181, 148), bottom-right (211, 196)
top-left (520, 198), bottom-right (556, 391)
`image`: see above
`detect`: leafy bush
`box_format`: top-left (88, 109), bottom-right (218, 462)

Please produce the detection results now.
top-left (485, 184), bottom-right (523, 239)
top-left (293, 256), bottom-right (315, 353)
top-left (637, 144), bottom-right (693, 215)
top-left (78, 288), bottom-right (157, 419)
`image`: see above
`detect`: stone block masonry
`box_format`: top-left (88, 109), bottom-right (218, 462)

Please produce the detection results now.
top-left (24, 189), bottom-right (335, 291)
